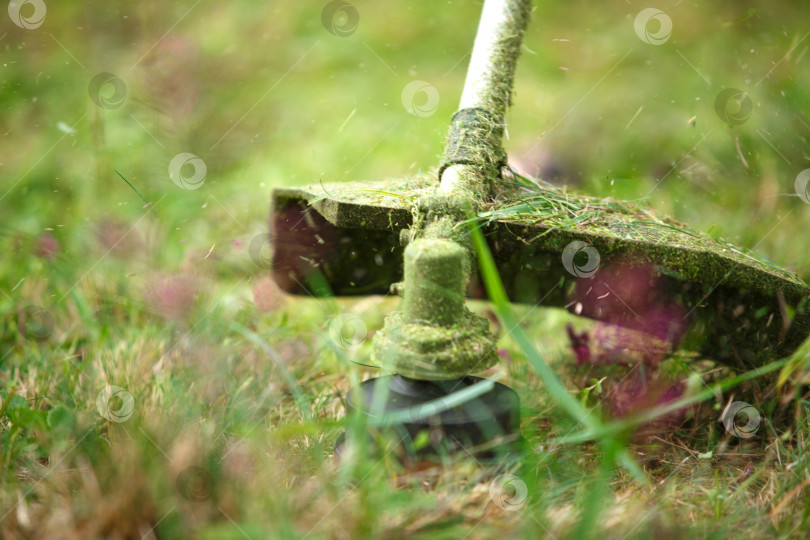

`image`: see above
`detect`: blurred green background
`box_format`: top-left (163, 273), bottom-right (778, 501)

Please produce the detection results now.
top-left (3, 0), bottom-right (810, 275)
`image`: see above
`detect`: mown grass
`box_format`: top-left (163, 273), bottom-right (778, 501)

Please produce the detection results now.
top-left (3, 0), bottom-right (810, 538)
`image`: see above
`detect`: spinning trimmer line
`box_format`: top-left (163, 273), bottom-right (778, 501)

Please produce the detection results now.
top-left (269, 0), bottom-right (810, 457)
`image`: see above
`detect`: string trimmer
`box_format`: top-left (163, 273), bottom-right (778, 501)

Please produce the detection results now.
top-left (269, 0), bottom-right (810, 457)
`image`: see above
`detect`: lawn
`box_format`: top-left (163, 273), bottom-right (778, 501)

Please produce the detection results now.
top-left (2, 0), bottom-right (810, 538)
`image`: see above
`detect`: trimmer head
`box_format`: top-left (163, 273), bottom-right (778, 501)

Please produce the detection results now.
top-left (271, 175), bottom-right (810, 368)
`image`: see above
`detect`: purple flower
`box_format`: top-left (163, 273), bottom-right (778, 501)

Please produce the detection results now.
top-left (34, 231), bottom-right (60, 260)
top-left (144, 274), bottom-right (199, 320)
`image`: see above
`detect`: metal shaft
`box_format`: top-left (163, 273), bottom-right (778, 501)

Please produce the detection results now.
top-left (459, 0), bottom-right (531, 118)
top-left (440, 0), bottom-right (532, 197)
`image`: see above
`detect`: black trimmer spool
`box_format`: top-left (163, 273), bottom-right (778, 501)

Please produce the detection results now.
top-left (335, 375), bottom-right (522, 462)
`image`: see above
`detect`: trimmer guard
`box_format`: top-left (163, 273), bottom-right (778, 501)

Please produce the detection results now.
top-left (270, 176), bottom-right (810, 368)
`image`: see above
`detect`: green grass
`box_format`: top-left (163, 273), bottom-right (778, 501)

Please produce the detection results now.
top-left (3, 0), bottom-right (810, 538)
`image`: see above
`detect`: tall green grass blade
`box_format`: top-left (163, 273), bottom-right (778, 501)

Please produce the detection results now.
top-left (468, 222), bottom-right (647, 484)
